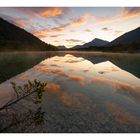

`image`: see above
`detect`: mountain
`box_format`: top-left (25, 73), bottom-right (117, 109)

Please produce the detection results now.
top-left (72, 38), bottom-right (109, 49)
top-left (109, 27), bottom-right (140, 46)
top-left (103, 27), bottom-right (140, 52)
top-left (57, 45), bottom-right (67, 50)
top-left (0, 17), bottom-right (57, 51)
top-left (71, 27), bottom-right (140, 52)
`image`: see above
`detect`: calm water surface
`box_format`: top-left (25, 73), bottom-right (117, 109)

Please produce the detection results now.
top-left (0, 51), bottom-right (140, 132)
top-left (0, 51), bottom-right (140, 83)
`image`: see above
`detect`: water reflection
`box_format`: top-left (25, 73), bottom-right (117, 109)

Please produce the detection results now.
top-left (0, 53), bottom-right (140, 132)
top-left (29, 54), bottom-right (140, 120)
top-left (106, 101), bottom-right (140, 125)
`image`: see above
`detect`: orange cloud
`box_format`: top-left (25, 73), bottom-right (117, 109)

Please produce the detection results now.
top-left (33, 64), bottom-right (64, 74)
top-left (60, 92), bottom-right (92, 111)
top-left (92, 76), bottom-right (140, 102)
top-left (67, 74), bottom-right (84, 82)
top-left (121, 7), bottom-right (140, 18)
top-left (33, 15), bottom-right (88, 38)
top-left (1, 14), bottom-right (29, 28)
top-left (92, 15), bottom-right (117, 23)
top-left (40, 8), bottom-right (63, 17)
top-left (14, 19), bottom-right (30, 27)
top-left (14, 7), bottom-right (63, 18)
top-left (46, 83), bottom-right (61, 92)
top-left (91, 7), bottom-right (140, 24)
top-left (106, 101), bottom-right (140, 125)
top-left (63, 74), bottom-right (85, 85)
top-left (33, 26), bottom-right (64, 38)
top-left (68, 15), bottom-right (87, 26)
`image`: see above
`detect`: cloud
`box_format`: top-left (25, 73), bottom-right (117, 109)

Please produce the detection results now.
top-left (0, 14), bottom-right (29, 27)
top-left (53, 40), bottom-right (61, 43)
top-left (70, 30), bottom-right (76, 32)
top-left (14, 19), bottom-right (30, 27)
top-left (121, 7), bottom-right (140, 18)
top-left (90, 7), bottom-right (140, 24)
top-left (68, 15), bottom-right (87, 26)
top-left (33, 26), bottom-right (64, 38)
top-left (33, 14), bottom-right (88, 38)
top-left (66, 39), bottom-right (85, 44)
top-left (101, 27), bottom-right (112, 31)
top-left (50, 34), bottom-right (63, 38)
top-left (114, 30), bottom-right (123, 36)
top-left (84, 29), bottom-right (92, 32)
top-left (14, 7), bottom-right (63, 18)
top-left (39, 8), bottom-right (63, 17)
top-left (93, 15), bottom-right (116, 23)
top-left (101, 27), bottom-right (123, 36)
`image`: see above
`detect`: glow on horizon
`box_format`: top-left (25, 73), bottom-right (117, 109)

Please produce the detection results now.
top-left (0, 7), bottom-right (140, 48)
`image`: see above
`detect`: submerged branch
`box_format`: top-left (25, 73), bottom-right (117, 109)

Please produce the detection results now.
top-left (0, 79), bottom-right (47, 111)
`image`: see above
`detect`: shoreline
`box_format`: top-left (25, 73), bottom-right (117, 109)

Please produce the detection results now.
top-left (0, 50), bottom-right (140, 55)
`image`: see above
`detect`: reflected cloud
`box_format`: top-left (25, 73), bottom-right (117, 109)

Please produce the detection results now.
top-left (0, 53), bottom-right (140, 120)
top-left (63, 74), bottom-right (85, 85)
top-left (33, 64), bottom-right (64, 74)
top-left (45, 83), bottom-right (61, 92)
top-left (92, 76), bottom-right (140, 102)
top-left (83, 69), bottom-right (89, 72)
top-left (106, 101), bottom-right (140, 125)
top-left (50, 64), bottom-right (61, 67)
top-left (65, 58), bottom-right (85, 63)
top-left (47, 86), bottom-right (90, 111)
top-left (43, 80), bottom-right (90, 111)
top-left (68, 68), bottom-right (76, 72)
top-left (17, 74), bottom-right (30, 80)
top-left (59, 92), bottom-right (90, 111)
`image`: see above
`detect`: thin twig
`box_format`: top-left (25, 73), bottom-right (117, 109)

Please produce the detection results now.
top-left (0, 89), bottom-right (37, 111)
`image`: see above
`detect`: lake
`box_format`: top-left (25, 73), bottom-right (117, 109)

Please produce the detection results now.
top-left (0, 51), bottom-right (140, 132)
top-left (0, 51), bottom-right (140, 84)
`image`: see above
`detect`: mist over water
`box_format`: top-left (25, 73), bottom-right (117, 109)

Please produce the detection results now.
top-left (0, 51), bottom-right (140, 83)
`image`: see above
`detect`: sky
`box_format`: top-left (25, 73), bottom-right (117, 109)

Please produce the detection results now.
top-left (0, 7), bottom-right (140, 48)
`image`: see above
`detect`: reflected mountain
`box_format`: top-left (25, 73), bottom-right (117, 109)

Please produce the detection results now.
top-left (0, 53), bottom-right (140, 132)
top-left (53, 52), bottom-right (140, 78)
